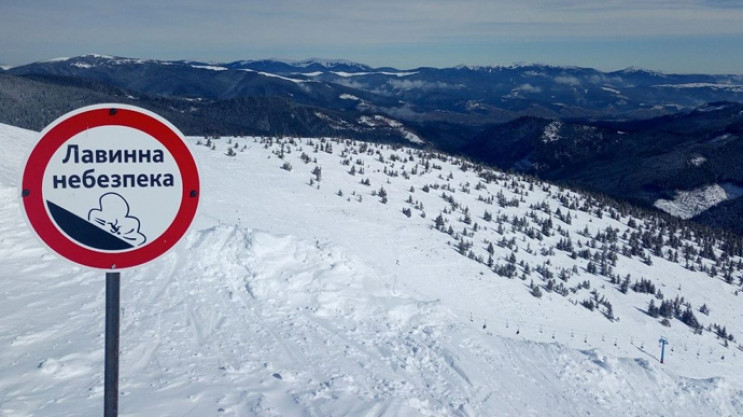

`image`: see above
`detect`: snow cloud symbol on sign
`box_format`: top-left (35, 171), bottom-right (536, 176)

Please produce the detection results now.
top-left (88, 193), bottom-right (147, 247)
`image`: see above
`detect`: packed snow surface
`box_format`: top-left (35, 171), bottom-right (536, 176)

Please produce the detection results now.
top-left (1, 123), bottom-right (743, 416)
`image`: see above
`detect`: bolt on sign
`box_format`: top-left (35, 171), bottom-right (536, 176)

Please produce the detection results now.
top-left (21, 104), bottom-right (200, 269)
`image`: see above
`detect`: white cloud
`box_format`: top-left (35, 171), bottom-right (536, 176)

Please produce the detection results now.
top-left (514, 83), bottom-right (542, 93)
top-left (386, 79), bottom-right (462, 91)
top-left (554, 75), bottom-right (582, 85)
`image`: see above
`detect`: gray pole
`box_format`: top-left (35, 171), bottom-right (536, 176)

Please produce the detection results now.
top-left (105, 272), bottom-right (120, 417)
top-left (659, 336), bottom-right (668, 364)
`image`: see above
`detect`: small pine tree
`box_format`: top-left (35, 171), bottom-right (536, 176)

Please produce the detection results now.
top-left (483, 210), bottom-right (492, 222)
top-left (434, 214), bottom-right (446, 230)
top-left (312, 166), bottom-right (322, 182)
top-left (457, 238), bottom-right (468, 255)
top-left (680, 308), bottom-right (700, 329)
top-left (605, 302), bottom-right (614, 321)
top-left (463, 211), bottom-right (472, 225)
top-left (659, 300), bottom-right (673, 319)
top-left (648, 300), bottom-right (660, 318)
top-left (700, 303), bottom-right (710, 315)
top-left (619, 276), bottom-right (630, 294)
top-left (531, 284), bottom-right (543, 298)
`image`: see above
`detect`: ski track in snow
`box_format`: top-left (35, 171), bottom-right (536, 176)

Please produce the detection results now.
top-left (1, 123), bottom-right (742, 416)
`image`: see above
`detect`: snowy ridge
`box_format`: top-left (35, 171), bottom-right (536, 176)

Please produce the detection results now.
top-left (330, 71), bottom-right (418, 78)
top-left (619, 66), bottom-right (667, 77)
top-left (223, 58), bottom-right (373, 72)
top-left (2, 123), bottom-right (743, 416)
top-left (191, 64), bottom-right (228, 71)
top-left (238, 68), bottom-right (310, 84)
top-left (35, 54), bottom-right (166, 69)
top-left (42, 56), bottom-right (73, 63)
top-left (454, 63), bottom-right (584, 72)
top-left (294, 58), bottom-right (371, 70)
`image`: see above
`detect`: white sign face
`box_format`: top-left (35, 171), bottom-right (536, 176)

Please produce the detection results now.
top-left (21, 104), bottom-right (200, 269)
top-left (43, 125), bottom-right (182, 251)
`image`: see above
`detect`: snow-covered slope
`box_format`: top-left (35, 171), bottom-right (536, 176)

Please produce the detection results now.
top-left (654, 183), bottom-right (743, 220)
top-left (654, 184), bottom-right (728, 219)
top-left (2, 123), bottom-right (743, 416)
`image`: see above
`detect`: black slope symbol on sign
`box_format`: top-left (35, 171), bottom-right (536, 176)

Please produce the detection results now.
top-left (47, 201), bottom-right (134, 250)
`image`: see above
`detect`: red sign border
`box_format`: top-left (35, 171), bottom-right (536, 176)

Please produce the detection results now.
top-left (21, 104), bottom-right (200, 269)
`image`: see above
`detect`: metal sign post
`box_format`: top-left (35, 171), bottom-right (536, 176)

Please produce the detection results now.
top-left (105, 272), bottom-right (120, 417)
top-left (20, 104), bottom-right (200, 416)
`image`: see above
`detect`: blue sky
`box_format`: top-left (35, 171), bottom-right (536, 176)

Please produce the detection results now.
top-left (1, 0), bottom-right (743, 73)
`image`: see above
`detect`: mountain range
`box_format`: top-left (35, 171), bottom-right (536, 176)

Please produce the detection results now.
top-left (2, 54), bottom-right (743, 233)
top-left (6, 55), bottom-right (743, 124)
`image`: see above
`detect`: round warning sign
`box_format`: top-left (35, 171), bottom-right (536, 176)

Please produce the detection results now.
top-left (21, 104), bottom-right (199, 269)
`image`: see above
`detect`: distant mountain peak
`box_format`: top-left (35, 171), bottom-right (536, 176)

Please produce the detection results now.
top-left (617, 66), bottom-right (667, 77)
top-left (454, 63), bottom-right (586, 72)
top-left (454, 64), bottom-right (490, 71)
top-left (41, 54), bottom-right (115, 63)
top-left (221, 58), bottom-right (374, 74)
top-left (295, 58), bottom-right (372, 70)
top-left (82, 53), bottom-right (116, 60)
top-left (36, 54), bottom-right (174, 68)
